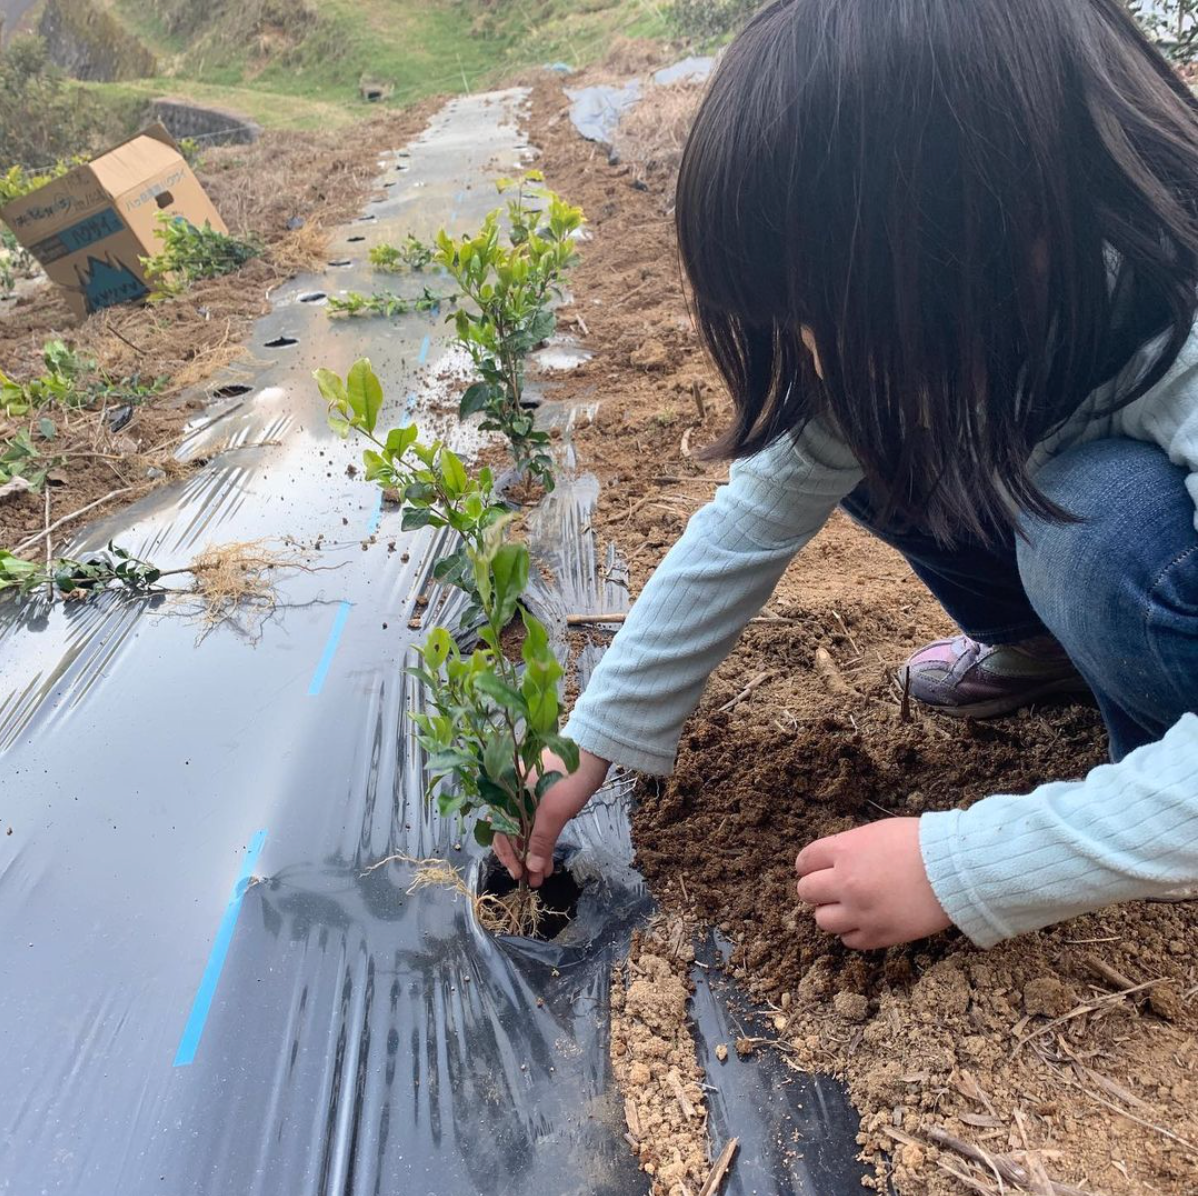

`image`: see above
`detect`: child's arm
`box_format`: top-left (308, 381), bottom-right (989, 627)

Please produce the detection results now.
top-left (564, 421), bottom-right (863, 774)
top-left (920, 714), bottom-right (1198, 945)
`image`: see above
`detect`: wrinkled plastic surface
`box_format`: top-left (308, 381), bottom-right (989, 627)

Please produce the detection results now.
top-left (566, 56), bottom-right (716, 145)
top-left (1, 84), bottom-right (864, 1195)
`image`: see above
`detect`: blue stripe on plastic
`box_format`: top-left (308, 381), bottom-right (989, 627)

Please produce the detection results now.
top-left (417, 334), bottom-right (431, 366)
top-left (173, 830), bottom-right (267, 1067)
top-left (365, 488), bottom-right (384, 535)
top-left (307, 601), bottom-right (353, 697)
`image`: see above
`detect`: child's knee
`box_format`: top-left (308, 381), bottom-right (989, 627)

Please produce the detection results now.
top-left (1016, 439), bottom-right (1192, 640)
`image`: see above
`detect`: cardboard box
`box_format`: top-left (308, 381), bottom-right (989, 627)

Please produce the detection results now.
top-left (0, 123), bottom-right (227, 321)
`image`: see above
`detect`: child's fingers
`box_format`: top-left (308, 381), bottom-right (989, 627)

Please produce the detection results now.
top-left (795, 868), bottom-right (839, 907)
top-left (493, 832), bottom-right (523, 880)
top-left (812, 903), bottom-right (858, 937)
top-left (795, 837), bottom-right (837, 876)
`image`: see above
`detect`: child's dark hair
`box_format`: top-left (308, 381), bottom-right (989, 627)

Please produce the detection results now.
top-left (677, 0), bottom-right (1198, 542)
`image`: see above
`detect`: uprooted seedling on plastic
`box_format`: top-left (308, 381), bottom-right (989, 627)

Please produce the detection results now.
top-left (0, 541), bottom-right (161, 598)
top-left (434, 172), bottom-right (585, 494)
top-left (326, 285), bottom-right (454, 319)
top-left (317, 357), bottom-right (579, 932)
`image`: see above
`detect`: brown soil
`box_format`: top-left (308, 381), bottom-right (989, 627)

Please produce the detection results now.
top-left (611, 919), bottom-right (712, 1196)
top-left (0, 102), bottom-right (440, 552)
top-left (520, 73), bottom-right (1198, 1196)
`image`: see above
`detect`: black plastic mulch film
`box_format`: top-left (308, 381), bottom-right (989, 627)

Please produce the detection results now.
top-left (0, 86), bottom-right (863, 1195)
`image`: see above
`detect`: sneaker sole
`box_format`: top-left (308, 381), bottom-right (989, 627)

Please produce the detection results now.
top-left (908, 676), bottom-right (1093, 720)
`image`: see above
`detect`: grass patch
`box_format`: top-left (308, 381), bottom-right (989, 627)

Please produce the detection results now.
top-left (94, 0), bottom-right (671, 125)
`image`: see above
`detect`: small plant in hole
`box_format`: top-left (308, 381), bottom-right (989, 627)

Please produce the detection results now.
top-left (142, 214), bottom-right (261, 298)
top-left (369, 234), bottom-right (434, 273)
top-left (317, 358), bottom-right (579, 934)
top-left (434, 171), bottom-right (585, 494)
top-left (326, 286), bottom-right (454, 319)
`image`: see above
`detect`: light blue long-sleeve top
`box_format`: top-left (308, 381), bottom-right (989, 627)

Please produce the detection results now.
top-left (564, 330), bottom-right (1198, 948)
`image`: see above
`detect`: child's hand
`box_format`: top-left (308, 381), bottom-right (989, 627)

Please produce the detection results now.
top-left (492, 748), bottom-right (611, 888)
top-left (795, 819), bottom-right (952, 950)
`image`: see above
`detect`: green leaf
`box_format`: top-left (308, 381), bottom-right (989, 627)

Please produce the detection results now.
top-left (424, 626), bottom-right (453, 669)
top-left (524, 683), bottom-right (559, 735)
top-left (313, 368), bottom-right (349, 409)
top-left (37, 417), bottom-right (55, 441)
top-left (459, 382), bottom-right (492, 417)
top-left (474, 672), bottom-right (528, 716)
top-left (473, 819), bottom-right (495, 847)
top-left (362, 449), bottom-right (388, 481)
top-left (384, 424), bottom-right (418, 459)
top-left (426, 747), bottom-right (478, 775)
top-left (489, 543), bottom-right (529, 627)
top-left (401, 507), bottom-right (434, 531)
top-left (328, 414), bottom-right (352, 439)
top-left (535, 770), bottom-right (565, 800)
top-left (439, 448), bottom-right (467, 497)
top-left (347, 358), bottom-right (384, 433)
top-left (483, 729), bottom-right (518, 786)
top-left (542, 734), bottom-right (580, 775)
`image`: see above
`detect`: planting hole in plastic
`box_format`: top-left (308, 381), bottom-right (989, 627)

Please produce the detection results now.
top-left (328, 259), bottom-right (353, 268)
top-left (479, 851), bottom-right (583, 942)
top-left (155, 191), bottom-right (175, 209)
top-left (265, 335), bottom-right (299, 349)
top-left (299, 292), bottom-right (327, 304)
top-left (212, 383), bottom-right (253, 399)
top-left (347, 235), bottom-right (367, 243)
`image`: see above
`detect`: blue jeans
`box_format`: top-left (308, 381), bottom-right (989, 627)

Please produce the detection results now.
top-left (842, 439), bottom-right (1198, 761)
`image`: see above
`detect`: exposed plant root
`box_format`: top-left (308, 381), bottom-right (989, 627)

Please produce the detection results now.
top-left (359, 858), bottom-right (565, 939)
top-left (360, 852), bottom-right (565, 937)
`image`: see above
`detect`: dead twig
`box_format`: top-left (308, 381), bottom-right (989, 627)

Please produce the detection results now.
top-left (814, 647), bottom-right (857, 698)
top-left (718, 670), bottom-right (775, 714)
top-left (42, 487), bottom-right (52, 600)
top-left (1077, 952), bottom-right (1138, 993)
top-left (14, 485), bottom-right (148, 554)
top-left (697, 1138), bottom-right (739, 1196)
top-left (667, 1069), bottom-right (697, 1119)
top-left (691, 379), bottom-right (706, 421)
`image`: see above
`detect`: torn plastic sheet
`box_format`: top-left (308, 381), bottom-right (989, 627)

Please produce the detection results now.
top-left (0, 83), bottom-right (865, 1195)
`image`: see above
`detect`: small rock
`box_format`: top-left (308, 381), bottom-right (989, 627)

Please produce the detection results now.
top-left (1023, 976), bottom-right (1075, 1018)
top-left (630, 339), bottom-right (669, 371)
top-left (145, 467), bottom-right (166, 480)
top-left (627, 1061), bottom-right (651, 1086)
top-left (1149, 982), bottom-right (1184, 1022)
top-left (833, 992), bottom-right (870, 1023)
top-left (715, 1044), bottom-right (728, 1062)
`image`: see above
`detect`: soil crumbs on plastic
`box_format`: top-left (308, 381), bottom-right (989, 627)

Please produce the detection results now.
top-left (611, 920), bottom-right (711, 1196)
top-left (523, 66), bottom-right (1198, 1196)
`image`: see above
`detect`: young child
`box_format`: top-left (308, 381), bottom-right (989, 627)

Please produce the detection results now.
top-left (494, 0), bottom-right (1198, 950)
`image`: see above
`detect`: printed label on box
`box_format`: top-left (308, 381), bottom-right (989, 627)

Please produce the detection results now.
top-left (28, 208), bottom-right (125, 265)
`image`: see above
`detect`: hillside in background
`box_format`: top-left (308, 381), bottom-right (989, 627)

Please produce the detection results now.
top-left (5, 0), bottom-right (670, 129)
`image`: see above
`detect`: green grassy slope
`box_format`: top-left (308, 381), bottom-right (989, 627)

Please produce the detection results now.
top-left (90, 0), bottom-right (669, 125)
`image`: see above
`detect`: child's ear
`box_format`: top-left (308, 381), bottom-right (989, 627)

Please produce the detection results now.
top-left (801, 326), bottom-right (825, 380)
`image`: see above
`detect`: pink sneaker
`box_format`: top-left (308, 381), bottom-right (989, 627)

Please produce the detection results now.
top-left (900, 634), bottom-right (1090, 718)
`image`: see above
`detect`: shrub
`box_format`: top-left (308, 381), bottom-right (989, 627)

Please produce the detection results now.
top-left (667, 0), bottom-right (759, 41)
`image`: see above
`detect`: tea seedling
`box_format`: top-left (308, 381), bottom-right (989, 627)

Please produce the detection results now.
top-left (434, 172), bottom-right (585, 493)
top-left (317, 358), bottom-right (506, 624)
top-left (142, 214), bottom-right (261, 297)
top-left (369, 235), bottom-right (434, 272)
top-left (317, 357), bottom-right (579, 929)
